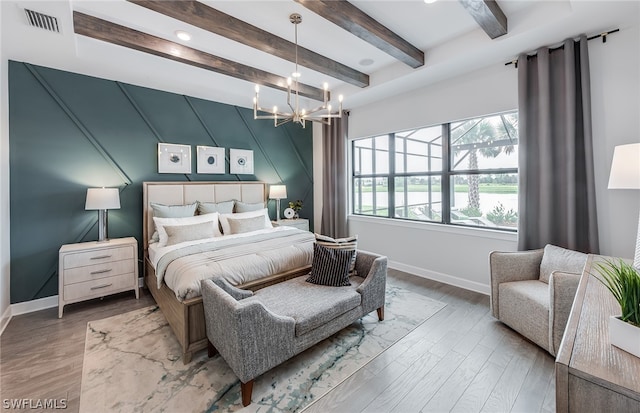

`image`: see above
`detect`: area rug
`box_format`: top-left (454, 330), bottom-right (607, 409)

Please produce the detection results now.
top-left (79, 285), bottom-right (445, 413)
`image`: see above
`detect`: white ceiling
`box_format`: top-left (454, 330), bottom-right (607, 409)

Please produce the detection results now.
top-left (2, 0), bottom-right (639, 111)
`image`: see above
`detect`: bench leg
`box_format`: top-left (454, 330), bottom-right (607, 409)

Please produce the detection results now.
top-left (241, 380), bottom-right (254, 406)
top-left (207, 340), bottom-right (218, 358)
top-left (377, 306), bottom-right (384, 321)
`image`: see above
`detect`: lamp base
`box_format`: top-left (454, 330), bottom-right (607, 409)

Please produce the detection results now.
top-left (276, 199), bottom-right (281, 222)
top-left (97, 209), bottom-right (110, 242)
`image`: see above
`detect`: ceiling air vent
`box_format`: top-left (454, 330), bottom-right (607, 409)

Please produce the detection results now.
top-left (24, 9), bottom-right (60, 33)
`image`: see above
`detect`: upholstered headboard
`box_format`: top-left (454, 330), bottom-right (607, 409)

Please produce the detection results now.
top-left (142, 181), bottom-right (267, 250)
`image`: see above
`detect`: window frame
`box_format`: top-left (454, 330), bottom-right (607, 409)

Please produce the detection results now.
top-left (350, 112), bottom-right (519, 232)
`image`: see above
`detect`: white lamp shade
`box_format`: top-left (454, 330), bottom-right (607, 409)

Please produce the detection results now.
top-left (269, 185), bottom-right (287, 200)
top-left (608, 143), bottom-right (640, 189)
top-left (85, 188), bottom-right (121, 210)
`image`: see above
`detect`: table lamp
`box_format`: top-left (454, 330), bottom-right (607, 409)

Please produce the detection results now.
top-left (85, 187), bottom-right (121, 242)
top-left (269, 185), bottom-right (287, 221)
top-left (608, 143), bottom-right (640, 270)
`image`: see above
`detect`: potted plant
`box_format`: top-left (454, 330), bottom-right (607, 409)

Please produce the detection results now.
top-left (288, 200), bottom-right (303, 219)
top-left (593, 258), bottom-right (640, 357)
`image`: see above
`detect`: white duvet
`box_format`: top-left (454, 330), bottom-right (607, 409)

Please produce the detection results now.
top-left (151, 226), bottom-right (314, 301)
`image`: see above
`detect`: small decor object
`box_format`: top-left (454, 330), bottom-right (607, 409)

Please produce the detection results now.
top-left (196, 146), bottom-right (225, 174)
top-left (288, 199), bottom-right (303, 219)
top-left (230, 149), bottom-right (254, 175)
top-left (158, 143), bottom-right (191, 174)
top-left (85, 187), bottom-right (120, 242)
top-left (593, 258), bottom-right (640, 357)
top-left (284, 208), bottom-right (295, 219)
top-left (269, 184), bottom-right (287, 221)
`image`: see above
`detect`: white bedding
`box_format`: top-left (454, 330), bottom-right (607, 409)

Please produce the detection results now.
top-left (151, 226), bottom-right (314, 301)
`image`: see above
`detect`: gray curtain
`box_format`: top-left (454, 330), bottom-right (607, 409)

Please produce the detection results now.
top-left (320, 112), bottom-right (349, 238)
top-left (517, 35), bottom-right (599, 253)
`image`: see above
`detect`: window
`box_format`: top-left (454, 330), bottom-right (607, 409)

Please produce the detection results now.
top-left (351, 112), bottom-right (519, 230)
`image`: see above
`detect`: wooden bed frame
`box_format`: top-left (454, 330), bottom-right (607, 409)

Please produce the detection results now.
top-left (142, 181), bottom-right (310, 363)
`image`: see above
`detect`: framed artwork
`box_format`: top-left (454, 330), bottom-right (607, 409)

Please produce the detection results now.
top-left (230, 149), bottom-right (254, 175)
top-left (158, 143), bottom-right (192, 174)
top-left (197, 146), bottom-right (225, 174)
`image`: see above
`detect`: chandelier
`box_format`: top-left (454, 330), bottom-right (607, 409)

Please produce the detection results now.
top-left (253, 13), bottom-right (343, 128)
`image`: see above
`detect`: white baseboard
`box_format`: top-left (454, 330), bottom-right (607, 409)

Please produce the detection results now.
top-left (11, 295), bottom-right (58, 316)
top-left (388, 260), bottom-right (490, 296)
top-left (0, 305), bottom-right (11, 336)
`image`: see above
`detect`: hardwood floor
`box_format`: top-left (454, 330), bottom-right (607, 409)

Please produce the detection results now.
top-left (0, 270), bottom-right (555, 412)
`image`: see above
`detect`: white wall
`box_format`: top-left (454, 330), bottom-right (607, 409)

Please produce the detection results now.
top-left (0, 1), bottom-right (11, 333)
top-left (348, 24), bottom-right (640, 294)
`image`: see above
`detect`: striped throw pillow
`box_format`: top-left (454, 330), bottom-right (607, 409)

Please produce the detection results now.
top-left (314, 233), bottom-right (358, 275)
top-left (306, 243), bottom-right (354, 287)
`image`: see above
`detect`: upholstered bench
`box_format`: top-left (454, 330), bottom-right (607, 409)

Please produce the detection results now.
top-left (201, 250), bottom-right (387, 406)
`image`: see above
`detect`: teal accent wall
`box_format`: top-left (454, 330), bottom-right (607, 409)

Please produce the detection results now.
top-left (8, 61), bottom-right (313, 304)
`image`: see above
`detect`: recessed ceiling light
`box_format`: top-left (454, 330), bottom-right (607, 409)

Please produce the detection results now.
top-left (359, 58), bottom-right (374, 66)
top-left (424, 0), bottom-right (438, 4)
top-left (175, 30), bottom-right (191, 41)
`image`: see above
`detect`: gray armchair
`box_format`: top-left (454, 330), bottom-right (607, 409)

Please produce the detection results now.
top-left (490, 245), bottom-right (587, 356)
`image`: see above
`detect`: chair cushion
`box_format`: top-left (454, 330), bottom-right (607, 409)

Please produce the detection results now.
top-left (498, 280), bottom-right (550, 352)
top-left (539, 244), bottom-right (587, 284)
top-left (248, 276), bottom-right (362, 337)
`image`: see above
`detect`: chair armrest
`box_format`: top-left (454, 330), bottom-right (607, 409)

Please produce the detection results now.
top-left (355, 251), bottom-right (387, 315)
top-left (211, 277), bottom-right (253, 300)
top-left (201, 279), bottom-right (296, 383)
top-left (549, 271), bottom-right (582, 356)
top-left (489, 249), bottom-right (544, 318)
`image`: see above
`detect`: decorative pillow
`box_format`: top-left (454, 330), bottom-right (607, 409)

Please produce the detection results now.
top-left (227, 215), bottom-right (268, 235)
top-left (306, 243), bottom-right (354, 287)
top-left (314, 233), bottom-right (358, 276)
top-left (164, 221), bottom-right (218, 247)
top-left (153, 213), bottom-right (221, 247)
top-left (219, 208), bottom-right (272, 235)
top-left (149, 202), bottom-right (198, 243)
top-left (198, 200), bottom-right (235, 215)
top-left (539, 244), bottom-right (588, 284)
top-left (235, 201), bottom-right (265, 213)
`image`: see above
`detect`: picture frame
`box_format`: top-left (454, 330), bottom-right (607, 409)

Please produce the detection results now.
top-left (196, 146), bottom-right (225, 174)
top-left (158, 143), bottom-right (192, 174)
top-left (229, 149), bottom-right (254, 175)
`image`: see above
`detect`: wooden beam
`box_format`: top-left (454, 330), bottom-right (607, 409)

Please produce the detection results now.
top-left (294, 0), bottom-right (424, 69)
top-left (127, 0), bottom-right (369, 88)
top-left (72, 12), bottom-right (325, 101)
top-left (458, 0), bottom-right (507, 39)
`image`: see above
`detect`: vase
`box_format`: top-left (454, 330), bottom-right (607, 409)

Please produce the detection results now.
top-left (609, 315), bottom-right (640, 358)
top-left (293, 212), bottom-right (299, 219)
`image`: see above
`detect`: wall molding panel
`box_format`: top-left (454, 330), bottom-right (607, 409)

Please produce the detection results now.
top-left (8, 61), bottom-right (313, 304)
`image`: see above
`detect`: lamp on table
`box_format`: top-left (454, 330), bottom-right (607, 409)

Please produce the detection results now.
top-left (608, 143), bottom-right (640, 270)
top-left (85, 187), bottom-right (121, 242)
top-left (269, 185), bottom-right (287, 221)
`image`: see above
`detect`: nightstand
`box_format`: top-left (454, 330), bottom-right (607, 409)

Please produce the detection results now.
top-left (58, 237), bottom-right (139, 318)
top-left (271, 218), bottom-right (309, 231)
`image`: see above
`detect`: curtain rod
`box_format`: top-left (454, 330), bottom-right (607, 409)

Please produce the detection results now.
top-left (505, 28), bottom-right (620, 67)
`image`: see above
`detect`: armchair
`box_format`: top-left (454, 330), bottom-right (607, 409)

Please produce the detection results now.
top-left (490, 245), bottom-right (587, 356)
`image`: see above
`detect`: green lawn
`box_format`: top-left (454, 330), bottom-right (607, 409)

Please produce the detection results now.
top-left (358, 183), bottom-right (517, 194)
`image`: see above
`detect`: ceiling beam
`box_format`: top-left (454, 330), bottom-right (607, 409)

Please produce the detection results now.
top-left (127, 0), bottom-right (369, 88)
top-left (294, 0), bottom-right (424, 69)
top-left (73, 12), bottom-right (326, 101)
top-left (458, 0), bottom-right (507, 39)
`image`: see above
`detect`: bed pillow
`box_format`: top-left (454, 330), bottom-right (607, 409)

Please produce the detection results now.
top-left (306, 243), bottom-right (353, 287)
top-left (149, 202), bottom-right (198, 243)
top-left (539, 244), bottom-right (587, 284)
top-left (198, 200), bottom-right (235, 215)
top-left (153, 212), bottom-right (221, 247)
top-left (227, 215), bottom-right (268, 235)
top-left (219, 208), bottom-right (272, 235)
top-left (235, 201), bottom-right (265, 213)
top-left (314, 233), bottom-right (358, 276)
top-left (164, 221), bottom-right (218, 247)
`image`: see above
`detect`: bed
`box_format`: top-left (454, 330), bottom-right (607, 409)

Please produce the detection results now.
top-left (143, 181), bottom-right (313, 363)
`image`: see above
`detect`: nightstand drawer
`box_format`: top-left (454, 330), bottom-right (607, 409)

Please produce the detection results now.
top-left (63, 273), bottom-right (136, 301)
top-left (63, 259), bottom-right (136, 285)
top-left (63, 246), bottom-right (133, 269)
